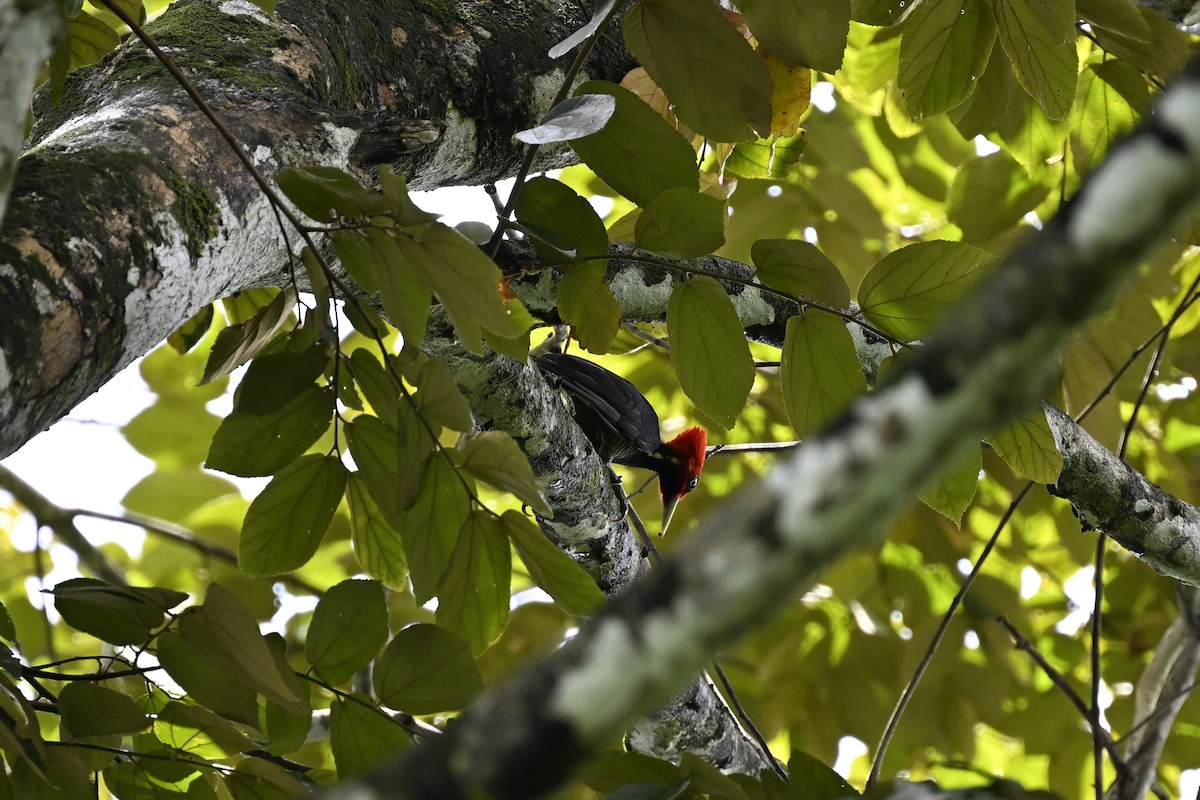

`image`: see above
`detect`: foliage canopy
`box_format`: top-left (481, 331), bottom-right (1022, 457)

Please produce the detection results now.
top-left (1, 0), bottom-right (1200, 798)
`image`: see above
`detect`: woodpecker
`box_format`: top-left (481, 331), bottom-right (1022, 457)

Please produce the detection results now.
top-left (535, 352), bottom-right (707, 531)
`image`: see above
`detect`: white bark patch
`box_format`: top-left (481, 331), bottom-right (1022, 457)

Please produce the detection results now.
top-left (1157, 80), bottom-right (1200, 153)
top-left (218, 0), bottom-right (269, 22)
top-left (423, 106), bottom-right (477, 183)
top-left (609, 266), bottom-right (672, 311)
top-left (1067, 139), bottom-right (1183, 257)
top-left (30, 93), bottom-right (153, 153)
top-left (1067, 80), bottom-right (1200, 259)
top-left (0, 349), bottom-right (11, 418)
top-left (531, 70), bottom-right (567, 119)
top-left (551, 619), bottom-right (644, 739)
top-left (727, 285), bottom-right (774, 327)
top-left (1147, 516), bottom-right (1200, 577)
top-left (251, 145), bottom-right (274, 167)
top-left (320, 122), bottom-right (360, 166)
top-left (122, 212), bottom-right (193, 362)
top-left (768, 375), bottom-right (934, 546)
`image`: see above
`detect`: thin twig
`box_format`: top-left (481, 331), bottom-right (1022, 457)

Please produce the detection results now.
top-left (996, 615), bottom-right (1127, 774)
top-left (72, 508), bottom-right (325, 598)
top-left (0, 464), bottom-right (126, 586)
top-left (486, 3), bottom-right (624, 257)
top-left (867, 481), bottom-right (1034, 787)
top-left (710, 659), bottom-right (787, 781)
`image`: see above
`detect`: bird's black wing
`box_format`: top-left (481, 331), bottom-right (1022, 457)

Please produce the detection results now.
top-left (534, 353), bottom-right (662, 454)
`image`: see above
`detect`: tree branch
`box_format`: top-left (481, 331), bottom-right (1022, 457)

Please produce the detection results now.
top-left (334, 53), bottom-right (1200, 800)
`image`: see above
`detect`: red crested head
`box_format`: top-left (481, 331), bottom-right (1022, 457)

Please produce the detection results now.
top-left (658, 426), bottom-right (707, 532)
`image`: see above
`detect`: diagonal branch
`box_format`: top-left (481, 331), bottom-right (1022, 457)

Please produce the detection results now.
top-left (334, 53), bottom-right (1200, 800)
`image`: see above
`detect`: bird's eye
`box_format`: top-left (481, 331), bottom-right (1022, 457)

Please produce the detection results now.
top-left (688, 477), bottom-right (699, 491)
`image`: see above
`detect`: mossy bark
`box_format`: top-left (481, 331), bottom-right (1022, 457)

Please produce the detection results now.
top-left (0, 0), bottom-right (633, 458)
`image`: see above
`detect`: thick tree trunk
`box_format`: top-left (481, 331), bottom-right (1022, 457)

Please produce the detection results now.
top-left (0, 0), bottom-right (634, 459)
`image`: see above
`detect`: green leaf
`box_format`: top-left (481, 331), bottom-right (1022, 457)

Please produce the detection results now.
top-left (570, 80), bottom-right (699, 207)
top-left (415, 357), bottom-right (473, 432)
top-left (330, 697), bottom-right (412, 779)
top-left (67, 11), bottom-right (118, 68)
top-left (51, 580), bottom-right (186, 646)
top-left (347, 473), bottom-right (410, 590)
top-left (234, 345), bottom-right (330, 415)
top-left (0, 678), bottom-right (47, 781)
top-left (222, 289), bottom-right (279, 325)
top-left (858, 241), bottom-right (998, 341)
top-left (897, 0), bottom-right (997, 119)
top-left (668, 277), bottom-right (754, 429)
top-left (378, 166), bottom-right (441, 227)
top-left (436, 512), bottom-right (512, 655)
top-left (373, 624), bottom-right (483, 714)
top-left (1077, 0), bottom-right (1152, 43)
top-left (58, 684), bottom-right (149, 738)
top-left (677, 753), bottom-right (751, 800)
top-left (345, 410), bottom-right (431, 517)
top-left (179, 585), bottom-right (307, 716)
top-left (503, 511), bottom-right (605, 615)
top-left (104, 759), bottom-right (210, 800)
top-left (751, 239), bottom-right (850, 307)
top-left (624, 0), bottom-right (772, 141)
top-left (461, 431), bottom-right (551, 516)
top-left (0, 604), bottom-right (13, 642)
top-left (306, 579), bottom-right (389, 685)
top-left (262, 634), bottom-right (311, 756)
top-left (157, 633), bottom-right (260, 727)
top-left (992, 0), bottom-right (1077, 121)
top-left (516, 94), bottom-right (617, 144)
top-left (201, 286), bottom-right (297, 384)
top-left (396, 223), bottom-right (517, 354)
top-left (167, 305), bottom-right (214, 354)
top-left (576, 751), bottom-right (685, 794)
top-left (788, 750), bottom-right (858, 799)
top-left (376, 229), bottom-right (434, 349)
top-left (917, 445), bottom-right (981, 526)
top-left (635, 188), bottom-right (726, 258)
top-left (946, 153), bottom-right (1051, 245)
top-left (122, 469), bottom-right (238, 523)
top-left (1069, 60), bottom-right (1147, 178)
top-left (226, 759), bottom-right (309, 800)
top-left (852, 0), bottom-right (905, 25)
top-left (514, 176), bottom-right (609, 265)
top-left (557, 264), bottom-right (622, 354)
top-left (988, 406), bottom-right (1063, 484)
top-left (299, 246), bottom-right (331, 332)
top-left (238, 454), bottom-right (348, 576)
top-left (276, 166), bottom-right (389, 222)
top-left (483, 297), bottom-right (535, 361)
top-left (723, 132), bottom-right (807, 180)
top-left (1090, 8), bottom-right (1189, 82)
top-left (737, 0), bottom-right (850, 71)
top-left (399, 456), bottom-right (473, 604)
top-left (995, 92), bottom-right (1069, 174)
top-left (781, 314), bottom-right (866, 437)
top-left (332, 229), bottom-right (380, 294)
top-left (948, 41), bottom-right (1023, 139)
top-left (154, 702), bottom-right (254, 759)
top-left (346, 349), bottom-right (402, 427)
top-left (205, 385), bottom-right (334, 477)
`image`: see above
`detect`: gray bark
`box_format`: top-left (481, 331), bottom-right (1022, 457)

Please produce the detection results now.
top-left (0, 0), bottom-right (634, 460)
top-left (6, 0), bottom-right (1200, 795)
top-left (333, 59), bottom-right (1200, 799)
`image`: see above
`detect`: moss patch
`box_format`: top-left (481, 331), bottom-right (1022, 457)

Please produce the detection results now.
top-left (170, 179), bottom-right (219, 265)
